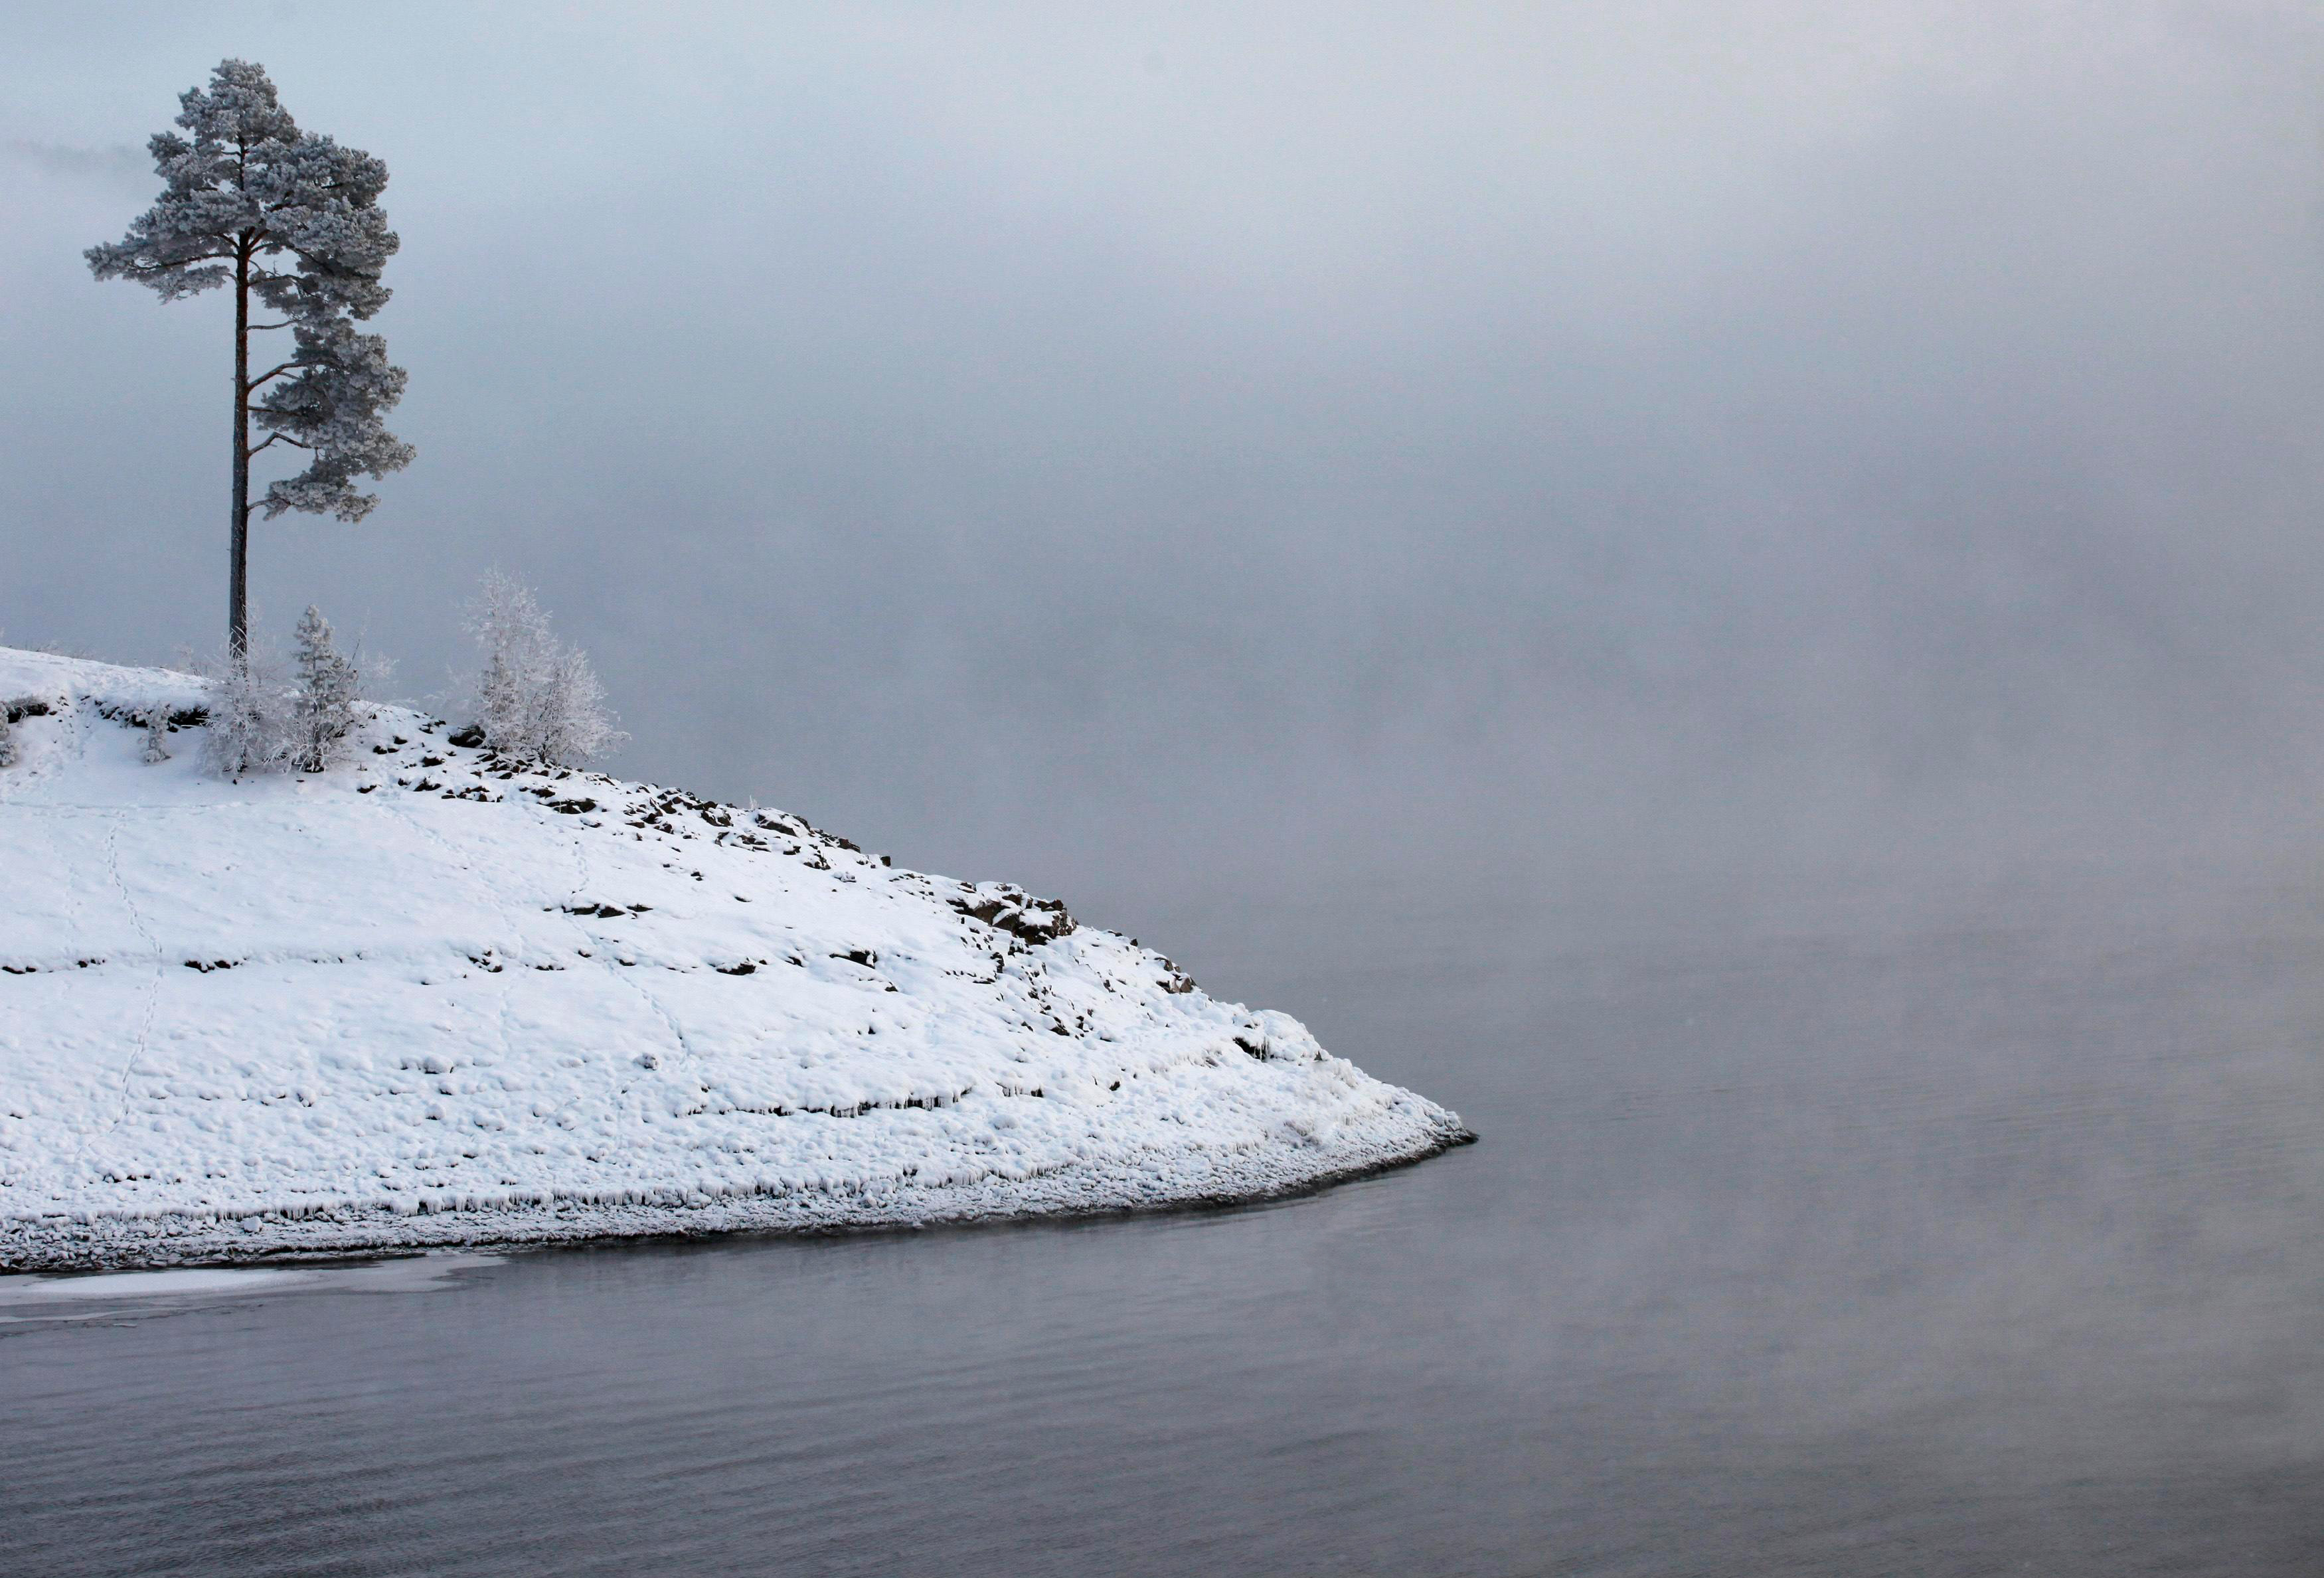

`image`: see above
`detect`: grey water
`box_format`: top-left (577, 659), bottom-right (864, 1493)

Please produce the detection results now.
top-left (5, 856), bottom-right (2323, 1577)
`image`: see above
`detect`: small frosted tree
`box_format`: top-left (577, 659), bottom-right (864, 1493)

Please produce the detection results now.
top-left (462, 572), bottom-right (626, 767)
top-left (288, 605), bottom-right (361, 771)
top-left (87, 59), bottom-right (414, 660)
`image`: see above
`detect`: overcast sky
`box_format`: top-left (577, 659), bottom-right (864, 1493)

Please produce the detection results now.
top-left (6, 3), bottom-right (2323, 928)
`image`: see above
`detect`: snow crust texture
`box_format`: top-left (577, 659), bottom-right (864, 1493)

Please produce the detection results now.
top-left (0, 649), bottom-right (1469, 1270)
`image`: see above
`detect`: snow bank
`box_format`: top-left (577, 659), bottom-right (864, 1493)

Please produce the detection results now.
top-left (0, 648), bottom-right (1469, 1270)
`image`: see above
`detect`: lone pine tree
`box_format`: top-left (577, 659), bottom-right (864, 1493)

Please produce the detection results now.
top-left (88, 59), bottom-right (413, 659)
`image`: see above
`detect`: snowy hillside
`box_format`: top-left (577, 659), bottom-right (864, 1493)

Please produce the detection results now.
top-left (0, 647), bottom-right (1468, 1269)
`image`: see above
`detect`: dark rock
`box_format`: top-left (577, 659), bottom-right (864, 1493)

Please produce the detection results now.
top-left (948, 882), bottom-right (1076, 946)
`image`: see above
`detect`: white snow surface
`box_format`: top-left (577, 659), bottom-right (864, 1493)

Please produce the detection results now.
top-left (0, 649), bottom-right (1468, 1269)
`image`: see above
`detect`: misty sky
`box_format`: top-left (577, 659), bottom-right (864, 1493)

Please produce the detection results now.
top-left (6, 3), bottom-right (2323, 926)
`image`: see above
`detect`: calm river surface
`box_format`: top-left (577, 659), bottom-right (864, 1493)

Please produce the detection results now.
top-left (5, 857), bottom-right (2322, 1575)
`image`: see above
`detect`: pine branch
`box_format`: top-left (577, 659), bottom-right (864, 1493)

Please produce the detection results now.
top-left (246, 358), bottom-right (304, 390)
top-left (113, 251), bottom-right (234, 274)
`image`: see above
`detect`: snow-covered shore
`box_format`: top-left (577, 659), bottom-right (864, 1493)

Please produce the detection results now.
top-left (0, 648), bottom-right (1469, 1270)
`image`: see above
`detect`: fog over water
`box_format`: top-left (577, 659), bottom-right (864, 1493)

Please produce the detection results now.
top-left (7, 3), bottom-right (2323, 927)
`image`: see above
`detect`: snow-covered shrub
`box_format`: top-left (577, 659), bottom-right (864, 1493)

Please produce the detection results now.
top-left (140, 704), bottom-right (172, 764)
top-left (1, 696), bottom-right (56, 768)
top-left (201, 649), bottom-right (295, 779)
top-left (461, 572), bottom-right (626, 766)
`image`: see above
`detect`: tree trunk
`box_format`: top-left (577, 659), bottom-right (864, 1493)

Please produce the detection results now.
top-left (230, 242), bottom-right (251, 662)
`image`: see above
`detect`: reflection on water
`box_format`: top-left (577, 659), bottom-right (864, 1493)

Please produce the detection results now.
top-left (5, 860), bottom-right (2322, 1575)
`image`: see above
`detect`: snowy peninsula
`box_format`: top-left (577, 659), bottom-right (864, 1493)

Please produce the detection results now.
top-left (0, 647), bottom-right (1469, 1270)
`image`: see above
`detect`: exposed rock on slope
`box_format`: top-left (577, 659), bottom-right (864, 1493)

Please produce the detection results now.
top-left (0, 649), bottom-right (1469, 1269)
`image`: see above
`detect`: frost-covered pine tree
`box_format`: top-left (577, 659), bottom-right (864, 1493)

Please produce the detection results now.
top-left (289, 605), bottom-right (361, 771)
top-left (87, 60), bottom-right (414, 660)
top-left (462, 572), bottom-right (627, 767)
